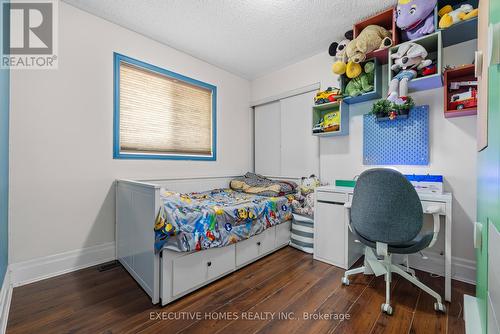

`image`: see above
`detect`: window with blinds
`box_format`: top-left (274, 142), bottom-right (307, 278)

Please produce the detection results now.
top-left (114, 54), bottom-right (216, 160)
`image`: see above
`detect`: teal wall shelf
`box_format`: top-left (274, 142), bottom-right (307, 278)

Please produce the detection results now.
top-left (342, 58), bottom-right (382, 105)
top-left (388, 32), bottom-right (443, 93)
top-left (312, 101), bottom-right (349, 137)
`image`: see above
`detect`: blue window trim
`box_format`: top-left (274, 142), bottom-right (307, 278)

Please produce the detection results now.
top-left (113, 52), bottom-right (217, 161)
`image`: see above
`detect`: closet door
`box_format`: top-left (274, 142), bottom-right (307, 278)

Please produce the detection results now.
top-left (280, 91), bottom-right (319, 177)
top-left (254, 101), bottom-right (281, 176)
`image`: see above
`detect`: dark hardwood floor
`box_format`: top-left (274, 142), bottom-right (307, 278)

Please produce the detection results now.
top-left (7, 247), bottom-right (474, 334)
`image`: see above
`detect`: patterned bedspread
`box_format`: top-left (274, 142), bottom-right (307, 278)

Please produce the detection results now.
top-left (154, 188), bottom-right (293, 252)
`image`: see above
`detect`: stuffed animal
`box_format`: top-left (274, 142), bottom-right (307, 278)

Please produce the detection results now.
top-left (438, 4), bottom-right (478, 29)
top-left (388, 43), bottom-right (432, 104)
top-left (342, 25), bottom-right (392, 79)
top-left (291, 175), bottom-right (321, 217)
top-left (330, 30), bottom-right (353, 76)
top-left (396, 0), bottom-right (437, 41)
top-left (345, 25), bottom-right (393, 64)
top-left (345, 62), bottom-right (375, 97)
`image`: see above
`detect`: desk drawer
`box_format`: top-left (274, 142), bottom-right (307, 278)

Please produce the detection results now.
top-left (421, 201), bottom-right (446, 214)
top-left (316, 191), bottom-right (346, 204)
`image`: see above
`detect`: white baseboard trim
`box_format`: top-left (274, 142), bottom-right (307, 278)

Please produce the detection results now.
top-left (407, 252), bottom-right (476, 285)
top-left (10, 242), bottom-right (116, 287)
top-left (0, 269), bottom-right (13, 334)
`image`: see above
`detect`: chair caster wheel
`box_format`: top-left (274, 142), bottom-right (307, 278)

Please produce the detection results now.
top-left (341, 277), bottom-right (350, 286)
top-left (381, 303), bottom-right (393, 315)
top-left (434, 302), bottom-right (446, 313)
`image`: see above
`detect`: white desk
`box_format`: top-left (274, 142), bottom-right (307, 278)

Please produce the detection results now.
top-left (314, 186), bottom-right (453, 302)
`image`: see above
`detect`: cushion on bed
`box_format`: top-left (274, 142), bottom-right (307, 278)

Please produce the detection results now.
top-left (230, 172), bottom-right (297, 197)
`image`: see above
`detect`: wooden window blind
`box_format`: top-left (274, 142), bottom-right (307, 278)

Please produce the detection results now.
top-left (118, 61), bottom-right (214, 158)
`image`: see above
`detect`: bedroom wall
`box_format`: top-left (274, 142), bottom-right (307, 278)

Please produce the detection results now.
top-left (9, 3), bottom-right (252, 263)
top-left (251, 40), bottom-right (478, 280)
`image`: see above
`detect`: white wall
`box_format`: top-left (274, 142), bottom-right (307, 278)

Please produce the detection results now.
top-left (9, 3), bottom-right (252, 263)
top-left (251, 40), bottom-right (478, 269)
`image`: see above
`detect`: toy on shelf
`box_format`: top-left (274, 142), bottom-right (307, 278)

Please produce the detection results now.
top-left (388, 43), bottom-right (432, 105)
top-left (396, 0), bottom-right (437, 41)
top-left (322, 111), bottom-right (341, 132)
top-left (443, 64), bottom-right (477, 118)
top-left (344, 61), bottom-right (375, 97)
top-left (312, 110), bottom-right (341, 133)
top-left (314, 87), bottom-right (342, 105)
top-left (329, 30), bottom-right (353, 76)
top-left (333, 25), bottom-right (392, 78)
top-left (420, 64), bottom-right (437, 76)
top-left (438, 4), bottom-right (478, 29)
top-left (353, 7), bottom-right (399, 64)
top-left (448, 80), bottom-right (477, 110)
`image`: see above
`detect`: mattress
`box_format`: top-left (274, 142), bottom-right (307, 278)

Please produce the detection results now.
top-left (154, 188), bottom-right (293, 252)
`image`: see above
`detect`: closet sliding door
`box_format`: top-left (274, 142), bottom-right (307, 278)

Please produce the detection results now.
top-left (254, 91), bottom-right (319, 178)
top-left (280, 91), bottom-right (319, 178)
top-left (254, 101), bottom-right (281, 176)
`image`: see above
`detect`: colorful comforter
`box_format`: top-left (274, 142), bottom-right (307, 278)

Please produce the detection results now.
top-left (154, 188), bottom-right (293, 252)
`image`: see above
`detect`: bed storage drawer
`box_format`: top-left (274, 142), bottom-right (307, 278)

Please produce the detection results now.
top-left (172, 245), bottom-right (235, 296)
top-left (235, 227), bottom-right (275, 267)
top-left (276, 221), bottom-right (291, 246)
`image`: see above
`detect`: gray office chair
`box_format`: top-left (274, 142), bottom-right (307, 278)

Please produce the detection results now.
top-left (341, 168), bottom-right (446, 315)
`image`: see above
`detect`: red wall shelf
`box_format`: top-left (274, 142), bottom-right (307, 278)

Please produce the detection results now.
top-left (353, 7), bottom-right (399, 65)
top-left (443, 64), bottom-right (477, 118)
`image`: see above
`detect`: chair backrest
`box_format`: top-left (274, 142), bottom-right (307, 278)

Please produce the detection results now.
top-left (350, 168), bottom-right (423, 244)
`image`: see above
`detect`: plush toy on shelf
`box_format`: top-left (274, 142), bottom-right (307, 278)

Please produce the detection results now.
top-left (329, 30), bottom-right (353, 76)
top-left (344, 25), bottom-right (392, 78)
top-left (345, 61), bottom-right (375, 97)
top-left (438, 4), bottom-right (478, 29)
top-left (388, 43), bottom-right (432, 105)
top-left (396, 0), bottom-right (437, 41)
top-left (332, 25), bottom-right (392, 79)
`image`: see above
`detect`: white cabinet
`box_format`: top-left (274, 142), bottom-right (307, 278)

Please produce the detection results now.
top-left (313, 187), bottom-right (363, 270)
top-left (314, 201), bottom-right (347, 268)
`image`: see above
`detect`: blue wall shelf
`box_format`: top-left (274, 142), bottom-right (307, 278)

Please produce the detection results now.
top-left (342, 58), bottom-right (383, 105)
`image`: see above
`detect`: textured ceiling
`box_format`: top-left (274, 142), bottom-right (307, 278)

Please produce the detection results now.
top-left (63, 0), bottom-right (396, 79)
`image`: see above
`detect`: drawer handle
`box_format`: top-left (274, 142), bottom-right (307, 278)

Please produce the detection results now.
top-left (207, 261), bottom-right (212, 267)
top-left (257, 242), bottom-right (261, 246)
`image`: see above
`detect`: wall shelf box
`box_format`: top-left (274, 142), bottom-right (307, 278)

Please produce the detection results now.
top-left (353, 7), bottom-right (399, 64)
top-left (388, 31), bottom-right (443, 93)
top-left (312, 101), bottom-right (349, 137)
top-left (438, 0), bottom-right (479, 47)
top-left (443, 64), bottom-right (477, 118)
top-left (342, 58), bottom-right (382, 105)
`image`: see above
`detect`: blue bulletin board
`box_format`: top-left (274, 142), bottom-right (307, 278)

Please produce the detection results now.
top-left (363, 105), bottom-right (429, 165)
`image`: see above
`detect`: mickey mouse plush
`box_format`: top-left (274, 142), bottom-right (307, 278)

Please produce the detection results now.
top-left (329, 30), bottom-right (353, 75)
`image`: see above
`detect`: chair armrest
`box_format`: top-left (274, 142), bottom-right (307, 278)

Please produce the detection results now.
top-left (424, 206), bottom-right (441, 248)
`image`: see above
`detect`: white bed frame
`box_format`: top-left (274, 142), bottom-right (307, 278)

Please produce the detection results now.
top-left (116, 176), bottom-right (294, 306)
